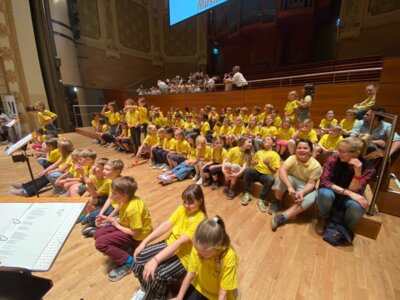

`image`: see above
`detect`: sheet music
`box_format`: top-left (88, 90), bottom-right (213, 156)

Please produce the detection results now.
top-left (0, 202), bottom-right (85, 272)
top-left (4, 133), bottom-right (33, 156)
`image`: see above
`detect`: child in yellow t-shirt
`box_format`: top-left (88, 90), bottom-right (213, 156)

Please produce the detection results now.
top-left (319, 109), bottom-right (338, 136)
top-left (340, 109), bottom-right (358, 137)
top-left (276, 117), bottom-right (296, 157)
top-left (315, 125), bottom-right (343, 156)
top-left (173, 216), bottom-right (239, 300)
top-left (131, 184), bottom-right (207, 300)
top-left (284, 91), bottom-right (298, 121)
top-left (288, 119), bottom-right (318, 155)
top-left (202, 136), bottom-right (227, 190)
top-left (193, 135), bottom-right (212, 185)
top-left (94, 176), bottom-right (152, 282)
top-left (37, 138), bottom-right (61, 169)
top-left (34, 101), bottom-right (58, 136)
top-left (130, 124), bottom-right (159, 167)
top-left (222, 135), bottom-right (254, 200)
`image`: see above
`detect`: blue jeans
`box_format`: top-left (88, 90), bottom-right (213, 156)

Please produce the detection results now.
top-left (172, 162), bottom-right (194, 181)
top-left (47, 171), bottom-right (72, 194)
top-left (87, 206), bottom-right (114, 226)
top-left (316, 188), bottom-right (365, 228)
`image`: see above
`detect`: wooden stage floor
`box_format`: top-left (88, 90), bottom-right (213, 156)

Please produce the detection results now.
top-left (1, 132), bottom-right (400, 300)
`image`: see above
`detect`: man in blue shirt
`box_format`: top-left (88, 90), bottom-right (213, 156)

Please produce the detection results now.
top-left (351, 107), bottom-right (400, 163)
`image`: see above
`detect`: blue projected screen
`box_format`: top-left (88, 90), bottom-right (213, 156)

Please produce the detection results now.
top-left (169, 0), bottom-right (229, 26)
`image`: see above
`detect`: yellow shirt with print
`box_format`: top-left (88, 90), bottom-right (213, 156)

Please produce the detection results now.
top-left (254, 149), bottom-right (280, 175)
top-left (47, 149), bottom-right (61, 163)
top-left (104, 111), bottom-right (120, 126)
top-left (284, 155), bottom-right (322, 182)
top-left (189, 247), bottom-right (239, 300)
top-left (318, 134), bottom-right (343, 151)
top-left (226, 146), bottom-right (246, 166)
top-left (166, 205), bottom-right (206, 269)
top-left (340, 119), bottom-right (358, 131)
top-left (277, 127), bottom-right (295, 141)
top-left (119, 196), bottom-right (152, 241)
top-left (260, 126), bottom-right (278, 138)
top-left (143, 133), bottom-right (159, 147)
top-left (212, 147), bottom-right (227, 163)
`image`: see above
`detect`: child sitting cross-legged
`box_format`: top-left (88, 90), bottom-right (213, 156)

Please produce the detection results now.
top-left (94, 176), bottom-right (152, 282)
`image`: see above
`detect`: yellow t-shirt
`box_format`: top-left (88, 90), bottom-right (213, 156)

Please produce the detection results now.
top-left (166, 206), bottom-right (206, 269)
top-left (318, 134), bottom-right (343, 151)
top-left (188, 146), bottom-right (197, 160)
top-left (47, 149), bottom-right (61, 163)
top-left (59, 155), bottom-right (72, 169)
top-left (219, 125), bottom-right (232, 136)
top-left (184, 121), bottom-right (195, 130)
top-left (37, 110), bottom-right (56, 126)
top-left (277, 127), bottom-right (295, 141)
top-left (126, 109), bottom-right (139, 127)
top-left (138, 107), bottom-right (150, 124)
top-left (90, 176), bottom-right (111, 196)
top-left (163, 137), bottom-right (176, 151)
top-left (239, 114), bottom-right (249, 124)
top-left (188, 247), bottom-right (239, 300)
top-left (297, 129), bottom-right (318, 142)
top-left (104, 111), bottom-right (120, 126)
top-left (249, 113), bottom-right (263, 124)
top-left (91, 119), bottom-right (99, 129)
top-left (212, 148), bottom-right (227, 163)
top-left (196, 145), bottom-right (212, 162)
top-left (200, 122), bottom-right (211, 136)
top-left (165, 118), bottom-right (174, 128)
top-left (319, 118), bottom-right (338, 129)
top-left (284, 100), bottom-right (297, 120)
top-left (226, 146), bottom-right (246, 166)
top-left (259, 126), bottom-right (278, 138)
top-left (118, 196), bottom-right (152, 241)
top-left (152, 117), bottom-right (166, 128)
top-left (284, 155), bottom-right (322, 182)
top-left (121, 128), bottom-right (131, 137)
top-left (174, 119), bottom-right (185, 129)
top-left (254, 150), bottom-right (280, 175)
top-left (232, 125), bottom-right (246, 136)
top-left (245, 126), bottom-right (259, 136)
top-left (340, 119), bottom-right (358, 131)
top-left (143, 133), bottom-right (159, 147)
top-left (176, 140), bottom-right (191, 156)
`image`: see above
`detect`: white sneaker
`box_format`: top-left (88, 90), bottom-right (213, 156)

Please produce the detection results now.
top-left (196, 178), bottom-right (203, 185)
top-left (192, 174), bottom-right (200, 181)
top-left (158, 163), bottom-right (166, 170)
top-left (161, 166), bottom-right (169, 172)
top-left (131, 288), bottom-right (145, 300)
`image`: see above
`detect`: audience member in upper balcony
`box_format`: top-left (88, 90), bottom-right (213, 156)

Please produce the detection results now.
top-left (296, 83), bottom-right (314, 126)
top-left (157, 80), bottom-right (169, 94)
top-left (352, 84), bottom-right (377, 120)
top-left (351, 106), bottom-right (400, 163)
top-left (204, 74), bottom-right (216, 92)
top-left (224, 66), bottom-right (248, 90)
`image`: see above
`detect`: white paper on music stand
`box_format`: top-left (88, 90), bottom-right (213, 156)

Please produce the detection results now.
top-left (4, 133), bottom-right (33, 156)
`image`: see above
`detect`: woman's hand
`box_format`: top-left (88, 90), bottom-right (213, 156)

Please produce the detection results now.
top-left (143, 258), bottom-right (158, 282)
top-left (348, 158), bottom-right (362, 173)
top-left (350, 193), bottom-right (368, 209)
top-left (133, 241), bottom-right (147, 261)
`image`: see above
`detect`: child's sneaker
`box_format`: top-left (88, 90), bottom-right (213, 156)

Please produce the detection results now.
top-left (271, 212), bottom-right (286, 231)
top-left (192, 174), bottom-right (200, 181)
top-left (131, 288), bottom-right (145, 300)
top-left (157, 163), bottom-right (166, 170)
top-left (241, 193), bottom-right (251, 206)
top-left (257, 200), bottom-right (267, 213)
top-left (211, 181), bottom-right (219, 190)
top-left (196, 178), bottom-right (203, 185)
top-left (161, 165), bottom-right (169, 172)
top-left (268, 199), bottom-right (280, 215)
top-left (161, 175), bottom-right (173, 184)
top-left (152, 163), bottom-right (160, 169)
top-left (203, 178), bottom-right (212, 187)
top-left (108, 264), bottom-right (132, 282)
top-left (82, 226), bottom-right (96, 238)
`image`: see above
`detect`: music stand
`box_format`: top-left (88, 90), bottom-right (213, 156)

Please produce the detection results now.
top-left (4, 134), bottom-right (39, 197)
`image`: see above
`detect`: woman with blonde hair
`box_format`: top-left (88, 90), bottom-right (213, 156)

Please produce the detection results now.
top-left (315, 135), bottom-right (376, 235)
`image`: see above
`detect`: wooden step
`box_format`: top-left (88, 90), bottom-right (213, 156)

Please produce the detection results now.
top-left (75, 127), bottom-right (96, 139)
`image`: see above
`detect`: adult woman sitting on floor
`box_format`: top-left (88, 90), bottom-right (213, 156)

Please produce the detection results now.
top-left (315, 135), bottom-right (376, 235)
top-left (270, 139), bottom-right (322, 230)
